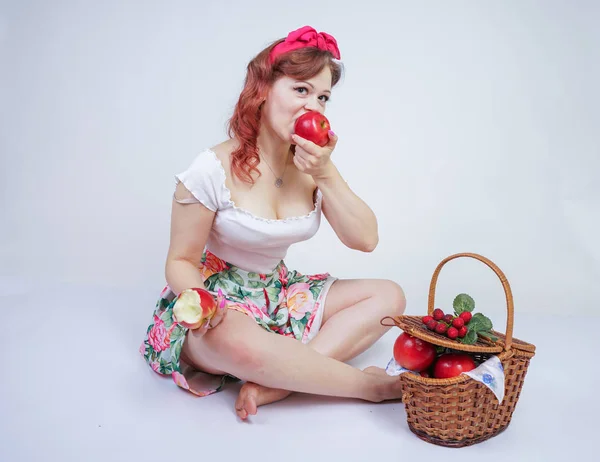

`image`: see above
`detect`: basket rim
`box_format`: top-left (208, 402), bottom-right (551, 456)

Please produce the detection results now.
top-left (399, 348), bottom-right (517, 385)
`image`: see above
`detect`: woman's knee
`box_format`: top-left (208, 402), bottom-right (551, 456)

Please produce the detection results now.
top-left (377, 280), bottom-right (406, 316)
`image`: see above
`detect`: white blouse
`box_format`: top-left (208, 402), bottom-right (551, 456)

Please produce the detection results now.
top-left (174, 148), bottom-right (323, 274)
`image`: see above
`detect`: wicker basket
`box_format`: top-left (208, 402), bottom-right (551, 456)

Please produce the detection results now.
top-left (381, 253), bottom-right (536, 448)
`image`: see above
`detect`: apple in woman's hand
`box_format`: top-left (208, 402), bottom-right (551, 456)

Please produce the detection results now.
top-left (294, 111), bottom-right (331, 147)
top-left (173, 288), bottom-right (217, 330)
top-left (433, 353), bottom-right (476, 378)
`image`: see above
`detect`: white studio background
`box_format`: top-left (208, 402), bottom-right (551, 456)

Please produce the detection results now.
top-left (1, 0), bottom-right (599, 329)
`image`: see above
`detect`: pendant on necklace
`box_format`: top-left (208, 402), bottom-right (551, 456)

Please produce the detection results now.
top-left (275, 178), bottom-right (283, 188)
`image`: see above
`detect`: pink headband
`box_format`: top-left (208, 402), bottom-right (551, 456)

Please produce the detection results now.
top-left (269, 26), bottom-right (341, 64)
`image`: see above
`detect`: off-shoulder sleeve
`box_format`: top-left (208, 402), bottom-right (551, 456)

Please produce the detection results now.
top-left (174, 149), bottom-right (224, 212)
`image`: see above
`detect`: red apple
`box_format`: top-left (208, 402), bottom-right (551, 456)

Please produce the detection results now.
top-left (294, 111), bottom-right (331, 147)
top-left (393, 333), bottom-right (437, 372)
top-left (433, 353), bottom-right (476, 379)
top-left (173, 288), bottom-right (217, 330)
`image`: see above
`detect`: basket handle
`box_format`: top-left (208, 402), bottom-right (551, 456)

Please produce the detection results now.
top-left (427, 253), bottom-right (514, 351)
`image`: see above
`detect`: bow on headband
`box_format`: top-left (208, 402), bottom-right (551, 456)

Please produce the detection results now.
top-left (269, 26), bottom-right (341, 64)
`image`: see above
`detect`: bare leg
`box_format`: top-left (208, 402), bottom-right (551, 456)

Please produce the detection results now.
top-left (309, 279), bottom-right (406, 360)
top-left (182, 309), bottom-right (404, 417)
top-left (236, 279), bottom-right (406, 418)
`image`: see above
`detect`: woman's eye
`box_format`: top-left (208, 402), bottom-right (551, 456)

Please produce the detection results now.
top-left (294, 86), bottom-right (329, 103)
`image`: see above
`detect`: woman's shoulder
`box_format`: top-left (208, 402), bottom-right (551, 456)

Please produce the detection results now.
top-left (209, 138), bottom-right (251, 192)
top-left (209, 138), bottom-right (238, 169)
top-left (174, 139), bottom-right (237, 211)
top-left (179, 138), bottom-right (237, 182)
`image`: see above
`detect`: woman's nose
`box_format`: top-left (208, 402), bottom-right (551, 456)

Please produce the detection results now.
top-left (304, 97), bottom-right (323, 113)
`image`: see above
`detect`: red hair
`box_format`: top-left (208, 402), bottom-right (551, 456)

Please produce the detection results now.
top-left (226, 39), bottom-right (343, 184)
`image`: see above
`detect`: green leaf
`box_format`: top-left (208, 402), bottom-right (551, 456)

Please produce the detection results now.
top-left (248, 272), bottom-right (259, 279)
top-left (286, 270), bottom-right (300, 284)
top-left (310, 286), bottom-right (320, 301)
top-left (159, 358), bottom-right (171, 374)
top-left (470, 313), bottom-right (493, 332)
top-left (247, 280), bottom-right (266, 289)
top-left (236, 287), bottom-right (254, 299)
top-left (459, 329), bottom-right (478, 345)
top-left (205, 280), bottom-right (214, 291)
top-left (171, 337), bottom-right (183, 359)
top-left (275, 307), bottom-right (288, 322)
top-left (228, 286), bottom-right (243, 299)
top-left (265, 287), bottom-right (281, 304)
top-left (466, 318), bottom-right (484, 334)
top-left (162, 314), bottom-right (173, 329)
top-left (204, 275), bottom-right (220, 292)
top-left (453, 293), bottom-right (475, 314)
top-left (290, 317), bottom-right (303, 339)
top-left (227, 271), bottom-right (245, 286)
top-left (479, 331), bottom-right (499, 342)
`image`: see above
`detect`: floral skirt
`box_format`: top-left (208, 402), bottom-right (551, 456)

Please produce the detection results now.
top-left (139, 250), bottom-right (337, 396)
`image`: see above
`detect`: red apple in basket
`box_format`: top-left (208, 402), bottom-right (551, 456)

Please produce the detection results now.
top-left (393, 333), bottom-right (437, 372)
top-left (433, 353), bottom-right (476, 379)
top-left (294, 111), bottom-right (331, 147)
top-left (172, 288), bottom-right (217, 330)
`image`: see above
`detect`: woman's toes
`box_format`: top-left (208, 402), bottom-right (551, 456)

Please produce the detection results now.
top-left (235, 382), bottom-right (261, 420)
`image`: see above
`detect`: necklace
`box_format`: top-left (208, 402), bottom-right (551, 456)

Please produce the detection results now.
top-left (261, 150), bottom-right (291, 188)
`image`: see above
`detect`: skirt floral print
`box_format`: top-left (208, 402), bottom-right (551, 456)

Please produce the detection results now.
top-left (140, 250), bottom-right (337, 396)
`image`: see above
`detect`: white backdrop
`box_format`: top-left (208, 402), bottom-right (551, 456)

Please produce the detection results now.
top-left (1, 0), bottom-right (599, 326)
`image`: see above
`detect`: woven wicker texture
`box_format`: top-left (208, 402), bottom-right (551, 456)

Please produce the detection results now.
top-left (381, 253), bottom-right (536, 447)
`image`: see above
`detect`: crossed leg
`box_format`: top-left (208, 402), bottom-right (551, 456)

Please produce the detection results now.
top-left (234, 278), bottom-right (406, 419)
top-left (181, 290), bottom-right (407, 416)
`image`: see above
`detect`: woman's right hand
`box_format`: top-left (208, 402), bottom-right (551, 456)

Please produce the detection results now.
top-left (202, 289), bottom-right (228, 333)
top-left (174, 288), bottom-right (228, 336)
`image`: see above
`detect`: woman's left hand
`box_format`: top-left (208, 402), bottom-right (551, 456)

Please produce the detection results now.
top-left (291, 130), bottom-right (338, 180)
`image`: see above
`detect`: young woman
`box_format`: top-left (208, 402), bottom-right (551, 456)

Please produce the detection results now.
top-left (140, 26), bottom-right (406, 420)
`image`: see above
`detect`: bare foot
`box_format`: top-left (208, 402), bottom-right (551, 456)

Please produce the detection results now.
top-left (234, 382), bottom-right (293, 420)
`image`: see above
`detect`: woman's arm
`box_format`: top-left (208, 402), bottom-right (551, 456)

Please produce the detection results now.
top-left (316, 163), bottom-right (378, 252)
top-left (165, 181), bottom-right (216, 295)
top-left (291, 132), bottom-right (379, 252)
